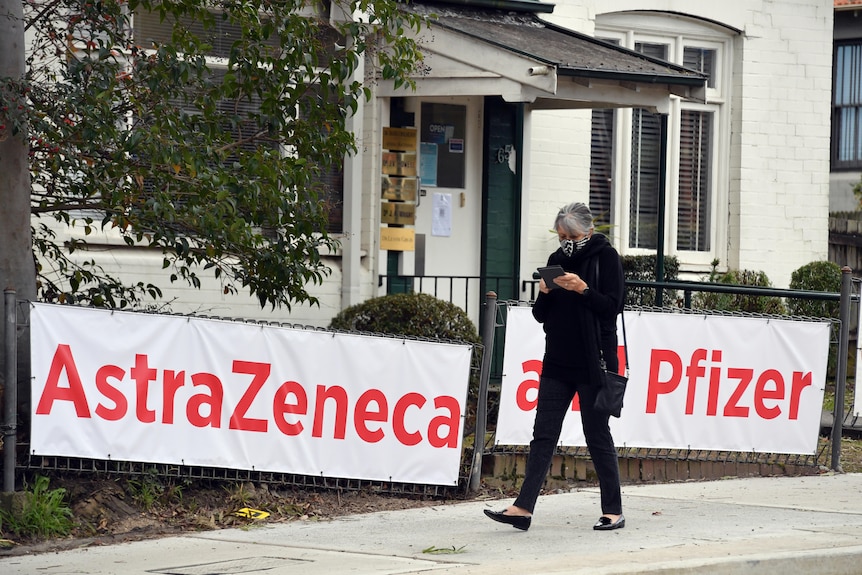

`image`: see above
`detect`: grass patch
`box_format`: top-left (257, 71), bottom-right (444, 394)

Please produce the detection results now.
top-left (0, 476), bottom-right (73, 539)
top-left (423, 545), bottom-right (467, 554)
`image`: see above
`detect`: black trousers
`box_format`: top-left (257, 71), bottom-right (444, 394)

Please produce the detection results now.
top-left (513, 371), bottom-right (622, 515)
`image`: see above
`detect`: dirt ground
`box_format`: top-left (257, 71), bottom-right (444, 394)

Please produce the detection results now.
top-left (0, 474), bottom-right (507, 557)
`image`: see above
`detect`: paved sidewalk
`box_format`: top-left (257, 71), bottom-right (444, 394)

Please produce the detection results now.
top-left (3, 472), bottom-right (862, 575)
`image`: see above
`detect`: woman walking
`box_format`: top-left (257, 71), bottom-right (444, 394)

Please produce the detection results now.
top-left (483, 202), bottom-right (626, 531)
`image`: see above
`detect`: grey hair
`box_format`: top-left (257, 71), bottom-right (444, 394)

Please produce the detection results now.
top-left (554, 202), bottom-right (594, 236)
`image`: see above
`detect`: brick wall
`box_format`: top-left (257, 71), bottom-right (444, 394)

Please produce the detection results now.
top-left (481, 452), bottom-right (820, 492)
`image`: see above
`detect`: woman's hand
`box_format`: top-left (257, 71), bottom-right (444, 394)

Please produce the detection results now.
top-left (554, 272), bottom-right (589, 294)
top-left (538, 278), bottom-right (550, 294)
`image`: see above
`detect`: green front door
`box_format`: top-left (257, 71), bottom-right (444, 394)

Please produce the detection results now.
top-left (482, 96), bottom-right (524, 383)
top-left (482, 96), bottom-right (522, 301)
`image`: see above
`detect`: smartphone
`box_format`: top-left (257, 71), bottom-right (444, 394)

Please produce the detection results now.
top-left (537, 265), bottom-right (566, 289)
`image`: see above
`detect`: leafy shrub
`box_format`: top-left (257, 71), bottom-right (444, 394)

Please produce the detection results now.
top-left (789, 260), bottom-right (844, 378)
top-left (621, 255), bottom-right (680, 307)
top-left (330, 292), bottom-right (481, 344)
top-left (692, 262), bottom-right (786, 314)
top-left (787, 260), bottom-right (842, 319)
top-left (0, 476), bottom-right (73, 539)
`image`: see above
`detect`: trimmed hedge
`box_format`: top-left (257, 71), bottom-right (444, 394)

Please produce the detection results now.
top-left (329, 292), bottom-right (481, 344)
top-left (787, 260), bottom-right (841, 319)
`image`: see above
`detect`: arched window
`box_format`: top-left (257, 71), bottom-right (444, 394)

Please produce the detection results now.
top-left (593, 12), bottom-right (734, 268)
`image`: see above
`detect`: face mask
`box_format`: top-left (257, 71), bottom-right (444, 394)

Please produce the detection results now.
top-left (560, 239), bottom-right (574, 257)
top-left (574, 235), bottom-right (590, 251)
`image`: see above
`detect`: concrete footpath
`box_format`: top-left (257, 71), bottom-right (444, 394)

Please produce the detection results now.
top-left (3, 472), bottom-right (862, 575)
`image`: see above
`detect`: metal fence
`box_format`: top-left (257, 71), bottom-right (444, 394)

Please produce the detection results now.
top-left (4, 295), bottom-right (480, 499)
top-left (472, 270), bottom-right (859, 486)
top-left (377, 274), bottom-right (524, 328)
top-left (477, 303), bottom-right (842, 483)
top-left (21, 454), bottom-right (463, 498)
top-left (2, 272), bottom-right (859, 499)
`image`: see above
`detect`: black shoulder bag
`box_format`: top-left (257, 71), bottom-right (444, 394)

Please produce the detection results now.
top-left (591, 259), bottom-right (629, 418)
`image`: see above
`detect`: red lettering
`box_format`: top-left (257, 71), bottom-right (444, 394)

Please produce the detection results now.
top-left (647, 349), bottom-right (682, 413)
top-left (187, 372), bottom-right (223, 428)
top-left (723, 368), bottom-right (752, 417)
top-left (428, 396), bottom-right (460, 448)
top-left (515, 359), bottom-right (583, 411)
top-left (94, 365), bottom-right (127, 421)
top-left (273, 380), bottom-right (306, 436)
top-left (789, 372), bottom-right (812, 420)
top-left (162, 370), bottom-right (185, 424)
top-left (131, 354), bottom-right (157, 423)
top-left (707, 350), bottom-right (722, 416)
top-left (616, 345), bottom-right (626, 374)
top-left (754, 369), bottom-right (784, 420)
top-left (313, 385), bottom-right (348, 439)
top-left (644, 347), bottom-right (815, 422)
top-left (355, 389), bottom-right (387, 443)
top-left (517, 359), bottom-right (542, 410)
top-left (35, 346), bottom-right (465, 447)
top-left (685, 349), bottom-right (707, 415)
top-left (36, 344), bottom-right (91, 417)
top-left (393, 392), bottom-right (425, 446)
top-left (229, 361), bottom-right (270, 432)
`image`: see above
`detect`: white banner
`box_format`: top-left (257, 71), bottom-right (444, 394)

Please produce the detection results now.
top-left (30, 303), bottom-right (472, 485)
top-left (497, 307), bottom-right (829, 454)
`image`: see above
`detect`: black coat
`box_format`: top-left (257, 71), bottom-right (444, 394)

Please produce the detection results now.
top-left (531, 233), bottom-right (625, 385)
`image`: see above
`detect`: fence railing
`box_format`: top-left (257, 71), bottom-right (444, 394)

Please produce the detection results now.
top-left (472, 269), bottom-right (860, 481)
top-left (624, 278), bottom-right (848, 309)
top-left (378, 274), bottom-right (524, 321)
top-left (380, 270), bottom-right (859, 478)
top-left (4, 271), bottom-right (858, 498)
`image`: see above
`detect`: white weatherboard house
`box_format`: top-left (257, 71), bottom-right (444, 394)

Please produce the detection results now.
top-left (51, 0), bottom-right (833, 329)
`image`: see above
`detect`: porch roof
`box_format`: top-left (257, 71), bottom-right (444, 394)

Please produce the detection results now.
top-left (389, 1), bottom-right (708, 112)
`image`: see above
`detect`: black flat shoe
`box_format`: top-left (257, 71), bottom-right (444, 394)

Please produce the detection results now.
top-left (593, 515), bottom-right (625, 531)
top-left (483, 509), bottom-right (531, 531)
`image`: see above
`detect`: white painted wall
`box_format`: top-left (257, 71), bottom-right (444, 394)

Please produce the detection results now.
top-left (728, 0), bottom-right (832, 285)
top-left (43, 222), bottom-right (353, 327)
top-left (523, 0), bottom-right (833, 290)
top-left (522, 109), bottom-right (593, 278)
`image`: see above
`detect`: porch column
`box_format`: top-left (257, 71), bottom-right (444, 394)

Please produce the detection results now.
top-left (341, 38), bottom-right (364, 310)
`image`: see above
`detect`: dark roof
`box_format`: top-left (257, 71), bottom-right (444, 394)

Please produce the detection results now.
top-left (408, 0), bottom-right (556, 13)
top-left (401, 2), bottom-right (707, 89)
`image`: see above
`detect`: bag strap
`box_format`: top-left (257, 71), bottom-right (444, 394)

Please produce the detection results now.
top-left (594, 257), bottom-right (629, 376)
top-left (620, 308), bottom-right (629, 376)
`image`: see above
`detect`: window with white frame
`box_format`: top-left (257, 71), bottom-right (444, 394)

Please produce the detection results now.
top-left (592, 13), bottom-right (731, 266)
